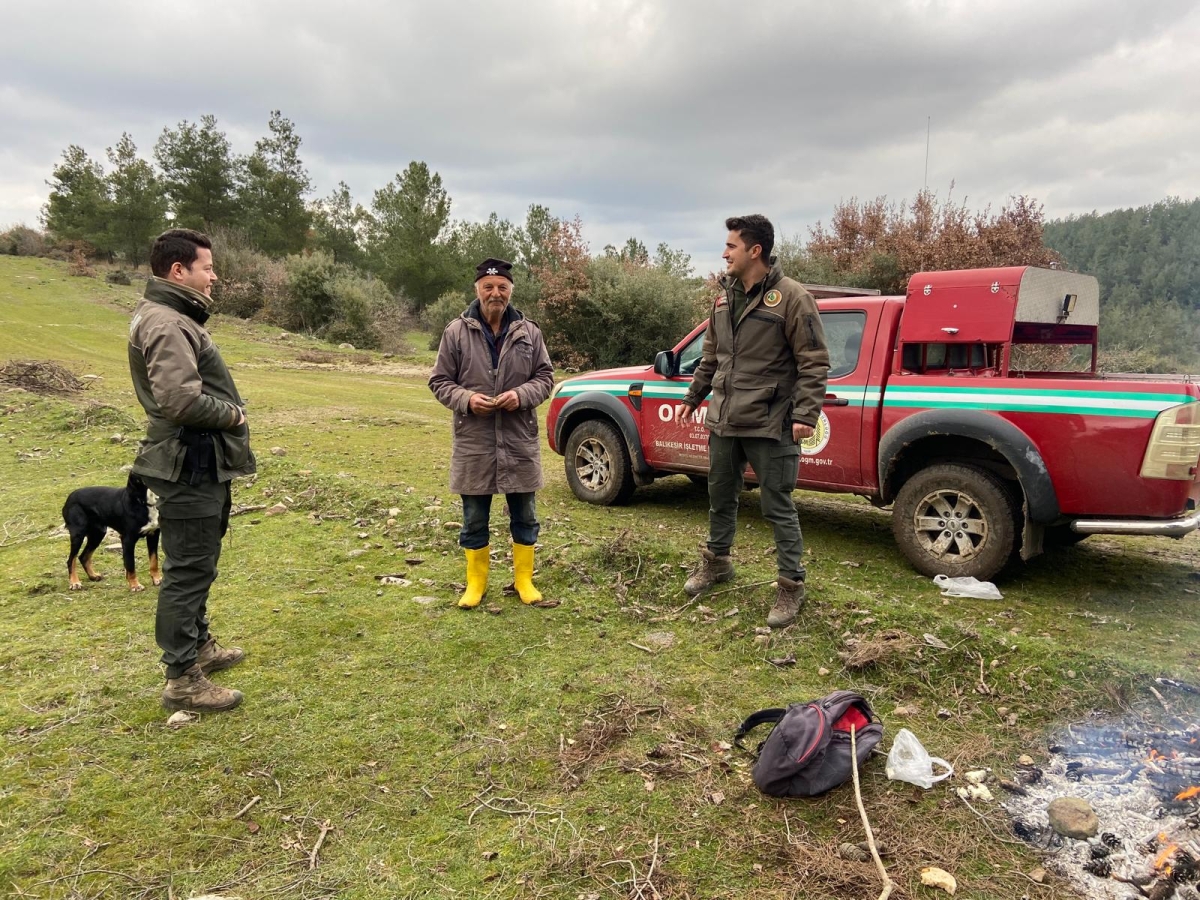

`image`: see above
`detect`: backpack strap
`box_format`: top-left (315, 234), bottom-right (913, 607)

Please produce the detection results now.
top-left (733, 708), bottom-right (786, 752)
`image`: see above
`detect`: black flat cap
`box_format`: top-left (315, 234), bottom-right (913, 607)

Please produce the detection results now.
top-left (475, 257), bottom-right (514, 283)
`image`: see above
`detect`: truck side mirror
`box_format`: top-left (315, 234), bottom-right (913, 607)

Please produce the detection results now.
top-left (653, 350), bottom-right (677, 377)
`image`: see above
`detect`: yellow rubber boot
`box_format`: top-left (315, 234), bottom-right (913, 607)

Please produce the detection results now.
top-left (512, 543), bottom-right (542, 604)
top-left (458, 546), bottom-right (490, 608)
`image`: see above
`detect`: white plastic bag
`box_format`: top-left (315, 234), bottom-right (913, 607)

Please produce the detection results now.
top-left (885, 728), bottom-right (954, 789)
top-left (933, 573), bottom-right (1002, 600)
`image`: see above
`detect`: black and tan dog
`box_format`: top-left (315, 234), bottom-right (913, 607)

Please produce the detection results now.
top-left (62, 473), bottom-right (161, 592)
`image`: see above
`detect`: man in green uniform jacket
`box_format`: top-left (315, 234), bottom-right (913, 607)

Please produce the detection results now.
top-left (677, 214), bottom-right (829, 627)
top-left (128, 229), bottom-right (256, 712)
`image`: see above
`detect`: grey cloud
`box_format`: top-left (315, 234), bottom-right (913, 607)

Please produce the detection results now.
top-left (2, 0), bottom-right (1197, 262)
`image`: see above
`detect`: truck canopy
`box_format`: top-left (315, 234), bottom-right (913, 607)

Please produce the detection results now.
top-left (899, 266), bottom-right (1099, 344)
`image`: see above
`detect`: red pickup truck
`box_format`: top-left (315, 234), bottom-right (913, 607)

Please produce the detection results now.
top-left (545, 267), bottom-right (1200, 580)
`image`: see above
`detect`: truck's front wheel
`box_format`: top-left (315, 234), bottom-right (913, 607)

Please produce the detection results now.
top-left (892, 463), bottom-right (1016, 580)
top-left (564, 419), bottom-right (636, 506)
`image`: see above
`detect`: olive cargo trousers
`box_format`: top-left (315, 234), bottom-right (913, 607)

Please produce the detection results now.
top-left (142, 476), bottom-right (231, 678)
top-left (705, 433), bottom-right (806, 583)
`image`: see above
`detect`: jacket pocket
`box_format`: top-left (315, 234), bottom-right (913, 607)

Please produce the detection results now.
top-left (726, 374), bottom-right (777, 428)
top-left (135, 435), bottom-right (185, 480)
top-left (804, 314), bottom-right (822, 351)
top-left (216, 427), bottom-right (252, 471)
top-left (707, 370), bottom-right (728, 424)
top-left (506, 407), bottom-right (539, 442)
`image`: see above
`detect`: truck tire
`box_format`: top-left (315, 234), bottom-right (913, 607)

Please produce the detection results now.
top-left (564, 419), bottom-right (636, 506)
top-left (892, 463), bottom-right (1017, 580)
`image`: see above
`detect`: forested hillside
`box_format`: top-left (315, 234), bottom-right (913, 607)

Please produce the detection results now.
top-left (1045, 197), bottom-right (1200, 373)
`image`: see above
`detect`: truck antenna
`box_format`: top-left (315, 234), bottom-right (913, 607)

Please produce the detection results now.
top-left (924, 116), bottom-right (931, 191)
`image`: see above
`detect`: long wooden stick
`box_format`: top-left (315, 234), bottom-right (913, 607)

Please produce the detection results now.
top-left (232, 795), bottom-right (261, 819)
top-left (308, 821), bottom-right (332, 870)
top-left (850, 725), bottom-right (894, 900)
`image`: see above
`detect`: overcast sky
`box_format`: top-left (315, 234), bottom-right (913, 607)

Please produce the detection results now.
top-left (2, 0), bottom-right (1197, 269)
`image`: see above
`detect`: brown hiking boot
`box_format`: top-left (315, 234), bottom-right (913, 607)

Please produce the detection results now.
top-left (162, 663), bottom-right (243, 712)
top-left (683, 547), bottom-right (734, 596)
top-left (765, 576), bottom-right (806, 628)
top-left (195, 636), bottom-right (245, 676)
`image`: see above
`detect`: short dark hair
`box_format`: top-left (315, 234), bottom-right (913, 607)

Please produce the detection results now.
top-left (150, 228), bottom-right (212, 278)
top-left (725, 214), bottom-right (774, 260)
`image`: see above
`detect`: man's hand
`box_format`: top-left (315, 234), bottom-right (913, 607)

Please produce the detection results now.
top-left (236, 409), bottom-right (245, 426)
top-left (674, 403), bottom-right (695, 427)
top-left (469, 393), bottom-right (497, 415)
top-left (493, 390), bottom-right (520, 412)
top-left (792, 422), bottom-right (814, 442)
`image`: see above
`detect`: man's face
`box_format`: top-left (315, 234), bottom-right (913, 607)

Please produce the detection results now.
top-left (475, 276), bottom-right (512, 318)
top-left (722, 230), bottom-right (759, 279)
top-left (172, 247), bottom-right (218, 297)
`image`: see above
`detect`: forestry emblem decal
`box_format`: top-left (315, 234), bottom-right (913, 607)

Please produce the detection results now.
top-left (800, 411), bottom-right (831, 455)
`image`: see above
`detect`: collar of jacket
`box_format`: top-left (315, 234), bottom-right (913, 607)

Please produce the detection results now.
top-left (145, 276), bottom-right (212, 325)
top-left (462, 298), bottom-right (523, 330)
top-left (720, 257), bottom-right (784, 298)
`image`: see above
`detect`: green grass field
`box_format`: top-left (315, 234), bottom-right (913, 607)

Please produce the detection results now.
top-left (2, 256), bottom-right (1198, 899)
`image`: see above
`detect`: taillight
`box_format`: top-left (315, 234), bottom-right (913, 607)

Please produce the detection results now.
top-left (1141, 401), bottom-right (1200, 480)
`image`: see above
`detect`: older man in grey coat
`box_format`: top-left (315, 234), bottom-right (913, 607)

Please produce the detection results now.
top-left (428, 258), bottom-right (555, 608)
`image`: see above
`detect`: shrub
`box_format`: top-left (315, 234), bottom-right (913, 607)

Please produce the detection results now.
top-left (321, 272), bottom-right (392, 349)
top-left (371, 300), bottom-right (418, 356)
top-left (0, 225), bottom-right (48, 257)
top-left (209, 227), bottom-right (288, 318)
top-left (105, 270), bottom-right (133, 285)
top-left (265, 252), bottom-right (397, 350)
top-left (68, 249), bottom-right (96, 278)
top-left (422, 290), bottom-right (470, 348)
top-left (538, 258), bottom-right (702, 369)
top-left (277, 251), bottom-right (340, 333)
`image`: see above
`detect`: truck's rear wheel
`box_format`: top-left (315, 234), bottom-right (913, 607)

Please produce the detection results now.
top-left (564, 419), bottom-right (636, 506)
top-left (892, 463), bottom-right (1016, 580)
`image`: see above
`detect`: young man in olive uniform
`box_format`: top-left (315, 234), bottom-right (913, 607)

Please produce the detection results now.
top-left (676, 215), bottom-right (829, 627)
top-left (129, 229), bottom-right (255, 711)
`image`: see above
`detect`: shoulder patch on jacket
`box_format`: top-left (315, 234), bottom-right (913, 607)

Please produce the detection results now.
top-left (764, 290), bottom-right (782, 308)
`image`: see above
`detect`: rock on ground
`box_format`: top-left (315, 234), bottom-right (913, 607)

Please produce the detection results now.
top-left (1047, 796), bottom-right (1099, 839)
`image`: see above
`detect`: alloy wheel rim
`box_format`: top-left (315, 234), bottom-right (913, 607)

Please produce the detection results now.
top-left (574, 438), bottom-right (612, 491)
top-left (912, 488), bottom-right (989, 561)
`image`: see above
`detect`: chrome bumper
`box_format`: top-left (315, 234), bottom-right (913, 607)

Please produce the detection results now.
top-left (1071, 509), bottom-right (1200, 538)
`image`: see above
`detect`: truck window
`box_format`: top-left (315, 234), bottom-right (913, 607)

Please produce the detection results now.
top-left (678, 331), bottom-right (705, 375)
top-left (821, 311), bottom-right (866, 379)
top-left (900, 343), bottom-right (991, 373)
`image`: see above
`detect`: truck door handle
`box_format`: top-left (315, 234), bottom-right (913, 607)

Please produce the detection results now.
top-left (825, 395), bottom-right (850, 407)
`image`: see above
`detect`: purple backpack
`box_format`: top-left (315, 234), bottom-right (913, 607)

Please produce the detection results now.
top-left (734, 690), bottom-right (884, 797)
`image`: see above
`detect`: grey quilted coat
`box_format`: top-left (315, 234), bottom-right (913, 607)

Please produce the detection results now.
top-left (428, 302), bottom-right (554, 495)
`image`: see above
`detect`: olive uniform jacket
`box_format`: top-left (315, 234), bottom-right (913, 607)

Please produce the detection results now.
top-left (128, 277), bottom-right (256, 483)
top-left (683, 260), bottom-right (830, 439)
top-left (428, 301), bottom-right (554, 495)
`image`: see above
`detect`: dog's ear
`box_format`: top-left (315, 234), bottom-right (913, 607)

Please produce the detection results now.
top-left (127, 472), bottom-right (147, 497)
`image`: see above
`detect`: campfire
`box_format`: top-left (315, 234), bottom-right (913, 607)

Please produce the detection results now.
top-left (1004, 712), bottom-right (1200, 900)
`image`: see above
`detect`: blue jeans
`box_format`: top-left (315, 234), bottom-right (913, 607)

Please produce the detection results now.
top-left (460, 493), bottom-right (539, 550)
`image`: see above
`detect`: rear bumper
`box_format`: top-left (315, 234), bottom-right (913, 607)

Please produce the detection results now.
top-left (1070, 509), bottom-right (1200, 538)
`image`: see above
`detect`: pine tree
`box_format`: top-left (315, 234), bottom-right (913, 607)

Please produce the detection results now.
top-left (41, 145), bottom-right (111, 250)
top-left (237, 110), bottom-right (312, 255)
top-left (105, 134), bottom-right (168, 267)
top-left (154, 114), bottom-right (238, 229)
